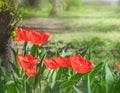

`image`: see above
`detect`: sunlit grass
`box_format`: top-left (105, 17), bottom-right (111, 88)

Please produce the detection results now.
top-left (51, 31), bottom-right (120, 42)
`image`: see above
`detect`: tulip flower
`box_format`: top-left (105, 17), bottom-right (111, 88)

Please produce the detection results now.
top-left (44, 57), bottom-right (60, 70)
top-left (16, 54), bottom-right (39, 76)
top-left (15, 28), bottom-right (50, 45)
top-left (69, 55), bottom-right (94, 74)
top-left (56, 56), bottom-right (71, 67)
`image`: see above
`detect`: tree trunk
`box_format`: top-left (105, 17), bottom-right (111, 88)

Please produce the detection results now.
top-left (49, 0), bottom-right (60, 16)
top-left (0, 10), bottom-right (15, 72)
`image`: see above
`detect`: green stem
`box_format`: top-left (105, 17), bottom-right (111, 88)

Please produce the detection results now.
top-left (46, 70), bottom-right (51, 80)
top-left (30, 44), bottom-right (39, 57)
top-left (23, 42), bottom-right (28, 55)
top-left (40, 80), bottom-right (42, 93)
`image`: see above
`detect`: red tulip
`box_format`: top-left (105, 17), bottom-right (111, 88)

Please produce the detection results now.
top-left (44, 57), bottom-right (60, 70)
top-left (56, 56), bottom-right (71, 67)
top-left (16, 54), bottom-right (39, 76)
top-left (117, 62), bottom-right (120, 69)
top-left (15, 28), bottom-right (28, 42)
top-left (69, 55), bottom-right (94, 74)
top-left (15, 28), bottom-right (50, 45)
top-left (25, 67), bottom-right (39, 77)
top-left (29, 31), bottom-right (50, 45)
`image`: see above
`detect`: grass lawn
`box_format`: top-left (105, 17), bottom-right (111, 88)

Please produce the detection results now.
top-left (51, 31), bottom-right (120, 42)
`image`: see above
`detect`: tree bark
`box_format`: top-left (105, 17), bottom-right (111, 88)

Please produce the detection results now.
top-left (49, 0), bottom-right (60, 16)
top-left (0, 10), bottom-right (15, 72)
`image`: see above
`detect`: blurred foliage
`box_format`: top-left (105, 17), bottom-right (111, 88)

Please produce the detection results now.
top-left (20, 0), bottom-right (83, 17)
top-left (0, 0), bottom-right (18, 11)
top-left (63, 0), bottom-right (82, 10)
top-left (42, 37), bottom-right (120, 65)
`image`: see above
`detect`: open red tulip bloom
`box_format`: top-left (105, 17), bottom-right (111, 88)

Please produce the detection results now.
top-left (44, 55), bottom-right (94, 74)
top-left (44, 56), bottom-right (71, 70)
top-left (55, 56), bottom-right (71, 67)
top-left (16, 54), bottom-right (39, 76)
top-left (44, 57), bottom-right (60, 70)
top-left (15, 28), bottom-right (50, 45)
top-left (69, 55), bottom-right (94, 74)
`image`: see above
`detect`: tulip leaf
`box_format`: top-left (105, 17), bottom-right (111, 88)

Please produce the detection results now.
top-left (50, 81), bottom-right (62, 93)
top-left (60, 73), bottom-right (82, 89)
top-left (105, 63), bottom-right (114, 93)
top-left (0, 79), bottom-right (5, 93)
top-left (83, 75), bottom-right (91, 93)
top-left (10, 62), bottom-right (19, 76)
top-left (10, 47), bottom-right (18, 59)
top-left (55, 68), bottom-right (63, 80)
top-left (112, 79), bottom-right (120, 93)
top-left (73, 86), bottom-right (83, 93)
top-left (61, 50), bottom-right (72, 57)
top-left (30, 44), bottom-right (38, 57)
top-left (89, 62), bottom-right (104, 83)
top-left (23, 42), bottom-right (28, 55)
top-left (55, 50), bottom-right (60, 57)
top-left (37, 49), bottom-right (46, 67)
top-left (6, 83), bottom-right (18, 93)
top-left (26, 82), bottom-right (32, 93)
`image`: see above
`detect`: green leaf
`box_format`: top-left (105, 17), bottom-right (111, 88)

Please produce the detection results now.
top-left (83, 75), bottom-right (91, 93)
top-left (60, 73), bottom-right (82, 89)
top-left (6, 80), bottom-right (14, 85)
top-left (105, 63), bottom-right (114, 93)
top-left (30, 45), bottom-right (38, 57)
top-left (11, 30), bottom-right (16, 38)
top-left (112, 79), bottom-right (120, 93)
top-left (23, 42), bottom-right (28, 55)
top-left (10, 47), bottom-right (18, 59)
top-left (37, 49), bottom-right (46, 67)
top-left (26, 82), bottom-right (32, 93)
top-left (6, 84), bottom-right (18, 93)
top-left (89, 62), bottom-right (104, 83)
top-left (10, 62), bottom-right (19, 75)
top-left (51, 81), bottom-right (62, 93)
top-left (55, 50), bottom-right (60, 57)
top-left (0, 78), bottom-right (5, 93)
top-left (73, 86), bottom-right (83, 93)
top-left (86, 48), bottom-right (91, 60)
top-left (61, 50), bottom-right (72, 57)
top-left (55, 68), bottom-right (63, 80)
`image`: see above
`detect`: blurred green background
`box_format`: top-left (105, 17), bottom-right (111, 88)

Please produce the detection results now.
top-left (19, 0), bottom-right (120, 66)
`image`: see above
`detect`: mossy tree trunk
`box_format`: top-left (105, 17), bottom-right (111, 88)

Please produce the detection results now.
top-left (0, 0), bottom-right (19, 72)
